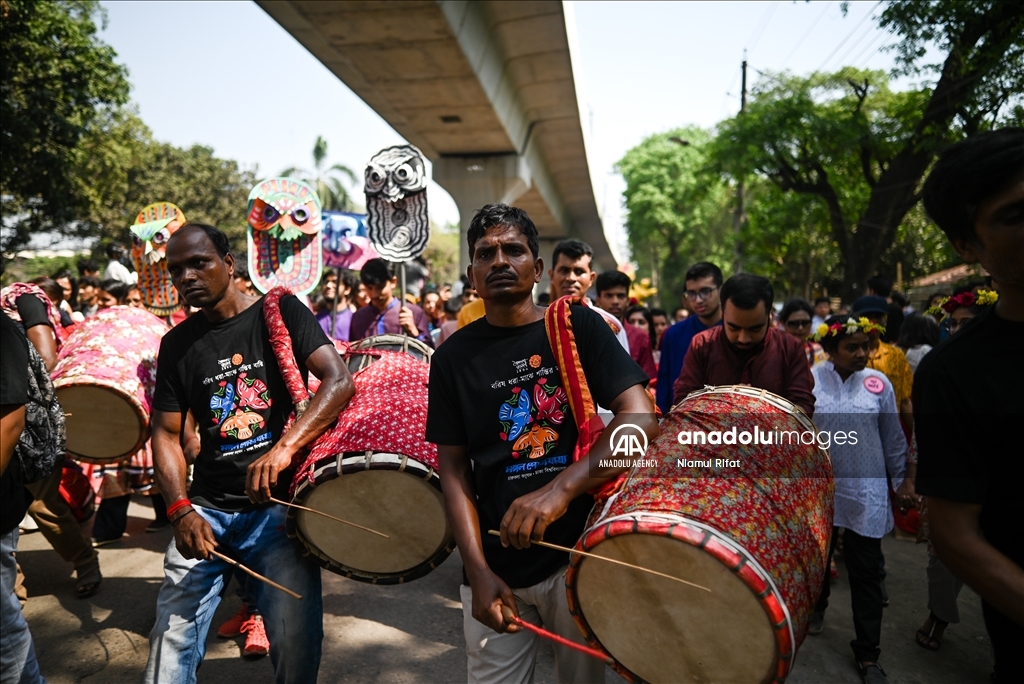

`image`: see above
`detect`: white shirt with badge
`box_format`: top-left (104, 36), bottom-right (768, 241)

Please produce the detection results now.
top-left (811, 361), bottom-right (908, 538)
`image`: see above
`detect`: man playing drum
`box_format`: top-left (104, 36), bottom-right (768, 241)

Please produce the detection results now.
top-left (144, 224), bottom-right (355, 684)
top-left (426, 203), bottom-right (657, 683)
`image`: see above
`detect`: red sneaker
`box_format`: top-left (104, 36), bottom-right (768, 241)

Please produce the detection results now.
top-left (830, 558), bottom-right (839, 579)
top-left (217, 605), bottom-right (249, 638)
top-left (241, 615), bottom-right (270, 657)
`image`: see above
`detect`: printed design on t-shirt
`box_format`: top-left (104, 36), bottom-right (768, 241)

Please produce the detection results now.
top-left (209, 369), bottom-right (272, 440)
top-left (498, 377), bottom-right (569, 459)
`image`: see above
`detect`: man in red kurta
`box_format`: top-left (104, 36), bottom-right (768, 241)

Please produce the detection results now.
top-left (674, 274), bottom-right (815, 417)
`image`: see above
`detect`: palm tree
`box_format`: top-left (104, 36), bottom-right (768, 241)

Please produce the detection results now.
top-left (281, 136), bottom-right (357, 211)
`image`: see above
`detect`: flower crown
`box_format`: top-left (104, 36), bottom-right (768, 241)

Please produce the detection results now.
top-left (925, 289), bottom-right (998, 317)
top-left (814, 317), bottom-right (885, 342)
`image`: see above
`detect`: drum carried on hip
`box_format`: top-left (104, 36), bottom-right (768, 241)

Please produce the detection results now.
top-left (287, 339), bottom-right (453, 584)
top-left (566, 386), bottom-right (834, 684)
top-left (51, 307), bottom-right (168, 463)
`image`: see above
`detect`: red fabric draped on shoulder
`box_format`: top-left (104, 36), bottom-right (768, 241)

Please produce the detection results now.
top-left (544, 296), bottom-right (620, 501)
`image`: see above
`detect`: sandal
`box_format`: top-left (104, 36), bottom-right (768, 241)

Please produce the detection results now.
top-left (76, 561), bottom-right (103, 599)
top-left (915, 613), bottom-right (947, 650)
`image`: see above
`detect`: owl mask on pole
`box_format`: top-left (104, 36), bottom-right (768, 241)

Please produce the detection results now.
top-left (364, 144), bottom-right (430, 262)
top-left (130, 202), bottom-right (186, 317)
top-left (247, 177), bottom-right (324, 296)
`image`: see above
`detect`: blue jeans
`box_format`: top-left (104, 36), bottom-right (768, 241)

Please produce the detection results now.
top-left (1, 528), bottom-right (46, 684)
top-left (144, 505), bottom-right (322, 684)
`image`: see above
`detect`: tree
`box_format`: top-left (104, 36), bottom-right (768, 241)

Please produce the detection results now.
top-left (422, 221), bottom-right (460, 287)
top-left (712, 0), bottom-right (1024, 301)
top-left (616, 128), bottom-right (733, 305)
top-left (281, 135), bottom-right (358, 212)
top-left (67, 108), bottom-right (257, 252)
top-left (1, 0), bottom-right (130, 250)
top-left (741, 180), bottom-right (841, 300)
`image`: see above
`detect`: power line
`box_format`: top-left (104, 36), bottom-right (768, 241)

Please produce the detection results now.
top-left (855, 33), bottom-right (897, 70)
top-left (847, 29), bottom-right (888, 71)
top-left (781, 1), bottom-right (833, 69)
top-left (719, 64), bottom-right (744, 120)
top-left (745, 1), bottom-right (780, 55)
top-left (828, 19), bottom-right (880, 72)
top-left (813, 1), bottom-right (881, 74)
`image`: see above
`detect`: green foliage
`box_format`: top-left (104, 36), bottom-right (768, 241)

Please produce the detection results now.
top-left (740, 180), bottom-right (841, 299)
top-left (64, 108), bottom-right (257, 253)
top-left (422, 222), bottom-right (460, 287)
top-left (0, 256), bottom-right (80, 287)
top-left (616, 128), bottom-right (733, 306)
top-left (281, 136), bottom-right (358, 212)
top-left (708, 0), bottom-right (1023, 301)
top-left (1, 0), bottom-right (130, 248)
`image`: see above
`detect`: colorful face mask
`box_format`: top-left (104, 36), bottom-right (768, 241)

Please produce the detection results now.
top-left (130, 202), bottom-right (186, 317)
top-left (364, 145), bottom-right (430, 262)
top-left (247, 178), bottom-right (323, 296)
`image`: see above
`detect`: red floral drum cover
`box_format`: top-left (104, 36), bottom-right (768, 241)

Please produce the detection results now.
top-left (566, 386), bottom-right (834, 684)
top-left (287, 344), bottom-right (453, 584)
top-left (51, 306), bottom-right (169, 463)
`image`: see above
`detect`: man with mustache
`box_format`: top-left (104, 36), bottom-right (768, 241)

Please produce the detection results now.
top-left (144, 224), bottom-right (355, 683)
top-left (427, 204), bottom-right (656, 683)
top-left (673, 273), bottom-right (815, 417)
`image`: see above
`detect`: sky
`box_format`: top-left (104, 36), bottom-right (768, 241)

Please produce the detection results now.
top-left (90, 1), bottom-right (922, 260)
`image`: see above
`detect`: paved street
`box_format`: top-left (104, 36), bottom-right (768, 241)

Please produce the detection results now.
top-left (17, 497), bottom-right (994, 683)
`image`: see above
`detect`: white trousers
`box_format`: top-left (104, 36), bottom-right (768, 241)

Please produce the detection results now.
top-left (460, 566), bottom-right (606, 684)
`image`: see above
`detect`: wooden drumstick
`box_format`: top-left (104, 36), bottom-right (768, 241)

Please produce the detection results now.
top-left (487, 530), bottom-right (711, 593)
top-left (210, 549), bottom-right (302, 600)
top-left (500, 605), bottom-right (614, 666)
top-left (269, 497), bottom-right (390, 539)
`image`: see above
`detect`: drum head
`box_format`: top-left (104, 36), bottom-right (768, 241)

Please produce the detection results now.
top-left (57, 385), bottom-right (145, 461)
top-left (346, 334), bottom-right (432, 374)
top-left (575, 533), bottom-right (776, 684)
top-left (297, 468), bottom-right (451, 577)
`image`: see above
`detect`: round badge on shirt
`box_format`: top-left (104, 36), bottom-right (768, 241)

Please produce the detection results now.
top-left (863, 376), bottom-right (885, 394)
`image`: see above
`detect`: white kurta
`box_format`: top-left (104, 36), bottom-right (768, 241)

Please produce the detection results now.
top-left (812, 362), bottom-right (907, 538)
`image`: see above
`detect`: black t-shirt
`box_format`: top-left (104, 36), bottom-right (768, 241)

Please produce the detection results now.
top-left (153, 295), bottom-right (330, 512)
top-left (426, 305), bottom-right (649, 588)
top-left (914, 307), bottom-right (1024, 568)
top-left (15, 293), bottom-right (51, 331)
top-left (1, 312), bottom-right (31, 534)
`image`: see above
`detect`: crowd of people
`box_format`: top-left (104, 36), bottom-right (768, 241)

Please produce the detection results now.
top-left (0, 130), bottom-right (1020, 684)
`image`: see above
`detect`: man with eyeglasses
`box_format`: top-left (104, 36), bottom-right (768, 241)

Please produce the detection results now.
top-left (656, 262), bottom-right (724, 413)
top-left (674, 274), bottom-right (815, 417)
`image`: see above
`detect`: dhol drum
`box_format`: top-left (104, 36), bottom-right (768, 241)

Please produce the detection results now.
top-left (345, 333), bottom-right (432, 373)
top-left (566, 386), bottom-right (834, 684)
top-left (286, 339), bottom-right (454, 584)
top-left (51, 307), bottom-right (168, 463)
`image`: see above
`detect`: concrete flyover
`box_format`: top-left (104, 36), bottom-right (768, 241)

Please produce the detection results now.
top-left (256, 0), bottom-right (617, 271)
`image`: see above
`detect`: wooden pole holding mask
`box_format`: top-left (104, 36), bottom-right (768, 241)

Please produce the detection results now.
top-left (399, 261), bottom-right (407, 312)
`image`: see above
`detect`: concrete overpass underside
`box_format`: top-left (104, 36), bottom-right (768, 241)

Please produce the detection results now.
top-left (257, 0), bottom-right (616, 270)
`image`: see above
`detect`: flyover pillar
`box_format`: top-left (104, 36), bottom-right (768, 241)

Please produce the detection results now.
top-left (433, 154), bottom-right (531, 274)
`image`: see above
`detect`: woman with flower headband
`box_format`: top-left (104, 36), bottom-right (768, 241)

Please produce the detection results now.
top-left (925, 288), bottom-right (999, 337)
top-left (807, 315), bottom-right (912, 684)
top-left (913, 287), bottom-right (999, 652)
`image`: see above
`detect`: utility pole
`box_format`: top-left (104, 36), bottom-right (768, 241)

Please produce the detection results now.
top-left (733, 55), bottom-right (747, 274)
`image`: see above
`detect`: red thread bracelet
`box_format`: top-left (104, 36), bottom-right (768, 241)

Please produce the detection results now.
top-left (166, 499), bottom-right (192, 519)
